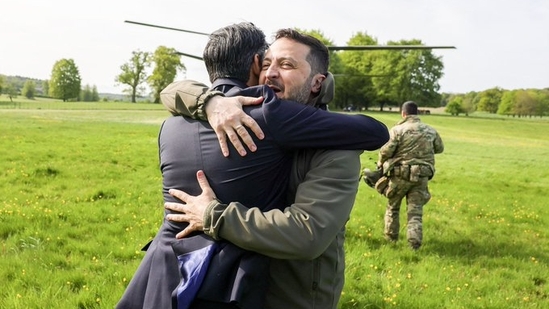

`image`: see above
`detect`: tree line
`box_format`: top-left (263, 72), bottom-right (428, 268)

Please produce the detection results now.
top-left (0, 44), bottom-right (184, 104)
top-left (304, 29), bottom-right (445, 111)
top-left (0, 63), bottom-right (99, 103)
top-left (2, 28), bottom-right (547, 114)
top-left (444, 88), bottom-right (549, 118)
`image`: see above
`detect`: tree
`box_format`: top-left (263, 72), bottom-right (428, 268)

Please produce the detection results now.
top-left (445, 95), bottom-right (464, 115)
top-left (49, 59), bottom-right (81, 101)
top-left (461, 91), bottom-right (479, 116)
top-left (3, 82), bottom-right (18, 102)
top-left (148, 46), bottom-right (185, 103)
top-left (337, 32), bottom-right (380, 110)
top-left (514, 90), bottom-right (536, 117)
top-left (91, 85), bottom-right (100, 102)
top-left (81, 84), bottom-right (92, 102)
top-left (532, 89), bottom-right (549, 117)
top-left (370, 49), bottom-right (401, 110)
top-left (22, 80), bottom-right (36, 99)
top-left (371, 39), bottom-right (445, 110)
top-left (0, 75), bottom-right (4, 95)
top-left (42, 80), bottom-right (49, 97)
top-left (80, 84), bottom-right (100, 102)
top-left (115, 50), bottom-right (151, 103)
top-left (498, 90), bottom-right (516, 116)
top-left (477, 87), bottom-right (503, 113)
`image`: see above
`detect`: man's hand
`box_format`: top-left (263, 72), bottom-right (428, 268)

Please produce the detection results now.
top-left (205, 95), bottom-right (265, 157)
top-left (165, 170), bottom-right (217, 238)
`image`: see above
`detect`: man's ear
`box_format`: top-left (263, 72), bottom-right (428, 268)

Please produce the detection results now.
top-left (252, 54), bottom-right (262, 77)
top-left (247, 54), bottom-right (262, 86)
top-left (311, 73), bottom-right (326, 94)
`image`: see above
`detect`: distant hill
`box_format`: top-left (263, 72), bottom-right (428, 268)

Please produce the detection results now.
top-left (99, 92), bottom-right (151, 102)
top-left (1, 74), bottom-right (47, 95)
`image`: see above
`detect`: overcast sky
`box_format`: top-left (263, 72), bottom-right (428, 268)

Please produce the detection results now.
top-left (1, 0), bottom-right (548, 94)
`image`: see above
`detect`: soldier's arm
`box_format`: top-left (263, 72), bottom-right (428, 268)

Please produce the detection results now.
top-left (434, 132), bottom-right (444, 154)
top-left (377, 129), bottom-right (397, 166)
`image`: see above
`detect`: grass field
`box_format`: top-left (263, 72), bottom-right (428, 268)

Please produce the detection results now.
top-left (1, 101), bottom-right (548, 308)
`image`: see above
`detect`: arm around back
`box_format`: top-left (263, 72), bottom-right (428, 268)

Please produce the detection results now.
top-left (251, 88), bottom-right (389, 151)
top-left (203, 149), bottom-right (363, 260)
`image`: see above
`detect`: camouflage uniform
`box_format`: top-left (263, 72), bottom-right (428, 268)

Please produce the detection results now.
top-left (378, 115), bottom-right (444, 249)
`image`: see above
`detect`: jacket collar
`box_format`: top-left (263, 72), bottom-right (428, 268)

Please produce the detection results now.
top-left (397, 115), bottom-right (421, 125)
top-left (211, 78), bottom-right (247, 93)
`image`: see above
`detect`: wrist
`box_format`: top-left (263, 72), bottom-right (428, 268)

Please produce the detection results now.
top-left (203, 199), bottom-right (221, 233)
top-left (197, 90), bottom-right (224, 121)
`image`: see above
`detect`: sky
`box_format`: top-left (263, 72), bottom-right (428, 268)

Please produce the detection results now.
top-left (1, 0), bottom-right (548, 95)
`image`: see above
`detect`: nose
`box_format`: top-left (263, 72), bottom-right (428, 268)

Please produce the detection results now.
top-left (265, 63), bottom-right (279, 80)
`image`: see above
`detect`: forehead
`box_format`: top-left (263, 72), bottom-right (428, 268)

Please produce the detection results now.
top-left (265, 37), bottom-right (310, 62)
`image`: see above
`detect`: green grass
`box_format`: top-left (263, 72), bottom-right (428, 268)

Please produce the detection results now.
top-left (1, 104), bottom-right (548, 308)
top-left (0, 96), bottom-right (165, 110)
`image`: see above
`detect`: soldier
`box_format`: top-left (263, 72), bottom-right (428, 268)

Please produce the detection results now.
top-left (368, 101), bottom-right (444, 250)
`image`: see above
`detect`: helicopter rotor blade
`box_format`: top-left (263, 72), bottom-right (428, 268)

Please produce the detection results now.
top-left (124, 21), bottom-right (456, 51)
top-left (124, 20), bottom-right (210, 36)
top-left (328, 45), bottom-right (456, 51)
top-left (333, 74), bottom-right (391, 78)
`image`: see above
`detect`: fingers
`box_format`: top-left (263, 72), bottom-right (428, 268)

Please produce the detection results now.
top-left (234, 124), bottom-right (256, 154)
top-left (196, 170), bottom-right (211, 191)
top-left (238, 96), bottom-right (264, 106)
top-left (216, 131), bottom-right (230, 157)
top-left (225, 117), bottom-right (263, 157)
top-left (168, 189), bottom-right (191, 203)
top-left (165, 212), bottom-right (187, 222)
top-left (223, 128), bottom-right (247, 156)
top-left (176, 229), bottom-right (191, 239)
top-left (196, 170), bottom-right (216, 200)
top-left (176, 223), bottom-right (202, 239)
top-left (165, 212), bottom-right (202, 239)
top-left (208, 96), bottom-right (265, 157)
top-left (241, 114), bottom-right (264, 140)
top-left (166, 214), bottom-right (195, 238)
top-left (236, 96), bottom-right (264, 140)
top-left (165, 201), bottom-right (186, 213)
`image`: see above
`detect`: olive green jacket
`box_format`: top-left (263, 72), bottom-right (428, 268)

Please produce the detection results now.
top-left (204, 149), bottom-right (361, 309)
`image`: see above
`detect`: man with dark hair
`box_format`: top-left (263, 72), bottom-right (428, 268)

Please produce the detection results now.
top-left (373, 100), bottom-right (444, 250)
top-left (117, 23), bottom-right (388, 309)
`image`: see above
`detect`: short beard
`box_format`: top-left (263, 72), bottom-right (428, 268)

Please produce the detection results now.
top-left (283, 75), bottom-right (314, 105)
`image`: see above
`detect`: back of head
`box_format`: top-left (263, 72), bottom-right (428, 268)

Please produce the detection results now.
top-left (273, 28), bottom-right (330, 76)
top-left (402, 101), bottom-right (418, 115)
top-left (203, 22), bottom-right (268, 83)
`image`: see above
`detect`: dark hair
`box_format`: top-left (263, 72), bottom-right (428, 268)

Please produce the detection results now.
top-left (402, 101), bottom-right (418, 115)
top-left (203, 22), bottom-right (268, 83)
top-left (273, 28), bottom-right (330, 76)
